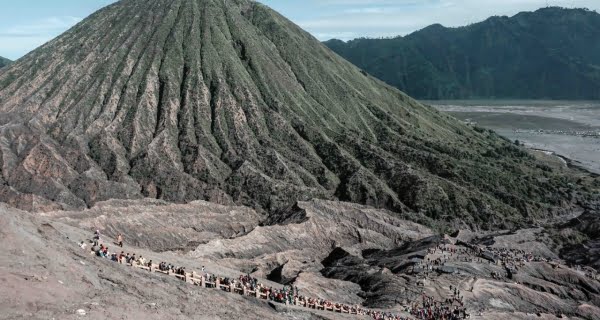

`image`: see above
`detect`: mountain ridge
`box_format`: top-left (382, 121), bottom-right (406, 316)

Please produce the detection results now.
top-left (0, 0), bottom-right (596, 229)
top-left (325, 7), bottom-right (600, 100)
top-left (0, 56), bottom-right (11, 69)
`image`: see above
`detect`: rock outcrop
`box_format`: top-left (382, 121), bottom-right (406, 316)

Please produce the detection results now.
top-left (42, 199), bottom-right (263, 252)
top-left (558, 210), bottom-right (600, 270)
top-left (320, 232), bottom-right (600, 319)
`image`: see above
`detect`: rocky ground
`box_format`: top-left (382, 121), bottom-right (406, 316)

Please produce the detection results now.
top-left (0, 201), bottom-right (368, 320)
top-left (1, 1), bottom-right (598, 319)
top-left (2, 199), bottom-right (599, 319)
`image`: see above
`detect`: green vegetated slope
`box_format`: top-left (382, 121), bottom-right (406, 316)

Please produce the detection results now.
top-left (0, 0), bottom-right (593, 229)
top-left (0, 56), bottom-right (11, 69)
top-left (325, 7), bottom-right (600, 100)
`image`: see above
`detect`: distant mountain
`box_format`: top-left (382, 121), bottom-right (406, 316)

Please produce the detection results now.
top-left (0, 56), bottom-right (11, 69)
top-left (325, 7), bottom-right (600, 100)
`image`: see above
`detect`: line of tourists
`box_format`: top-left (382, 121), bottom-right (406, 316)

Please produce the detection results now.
top-left (84, 231), bottom-right (474, 319)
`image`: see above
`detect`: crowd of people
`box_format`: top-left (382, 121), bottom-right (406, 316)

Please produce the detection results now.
top-left (116, 230), bottom-right (600, 320)
top-left (84, 230), bottom-right (473, 319)
top-left (406, 294), bottom-right (468, 320)
top-left (420, 242), bottom-right (560, 278)
top-left (422, 240), bottom-right (600, 286)
top-left (356, 289), bottom-right (469, 320)
top-left (486, 247), bottom-right (551, 265)
top-left (414, 244), bottom-right (485, 275)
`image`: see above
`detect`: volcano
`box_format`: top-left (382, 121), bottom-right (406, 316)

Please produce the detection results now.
top-left (0, 0), bottom-right (591, 228)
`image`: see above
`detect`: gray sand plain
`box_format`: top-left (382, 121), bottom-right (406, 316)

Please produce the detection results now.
top-left (430, 100), bottom-right (600, 173)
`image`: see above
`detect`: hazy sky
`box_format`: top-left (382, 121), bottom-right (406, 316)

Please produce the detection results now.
top-left (1, 0), bottom-right (599, 60)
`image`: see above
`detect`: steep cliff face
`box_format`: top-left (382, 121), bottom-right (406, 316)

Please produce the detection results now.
top-left (0, 0), bottom-right (592, 228)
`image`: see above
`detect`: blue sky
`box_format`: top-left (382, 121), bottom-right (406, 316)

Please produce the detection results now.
top-left (1, 0), bottom-right (600, 60)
